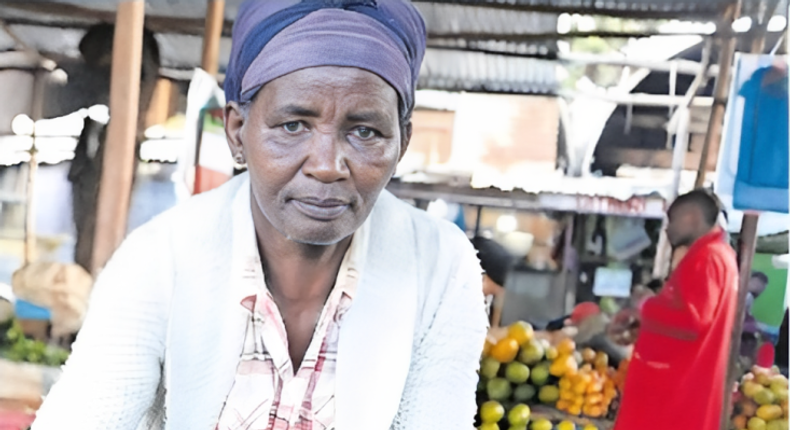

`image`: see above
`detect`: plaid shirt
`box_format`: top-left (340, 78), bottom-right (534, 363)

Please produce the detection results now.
top-left (215, 240), bottom-right (360, 430)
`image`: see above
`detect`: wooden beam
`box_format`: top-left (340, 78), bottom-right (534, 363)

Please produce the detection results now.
top-left (91, 0), bottom-right (144, 275)
top-left (695, 5), bottom-right (740, 189)
top-left (200, 0), bottom-right (224, 76)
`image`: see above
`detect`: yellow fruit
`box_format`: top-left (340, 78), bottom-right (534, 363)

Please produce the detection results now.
top-left (583, 404), bottom-right (604, 418)
top-left (744, 381), bottom-right (767, 398)
top-left (508, 404), bottom-right (531, 427)
top-left (519, 339), bottom-right (546, 365)
top-left (755, 389), bottom-right (778, 406)
top-left (770, 375), bottom-right (789, 389)
top-left (480, 401), bottom-right (506, 424)
top-left (582, 348), bottom-right (596, 363)
top-left (557, 421), bottom-right (575, 430)
top-left (766, 420), bottom-right (789, 430)
top-left (559, 378), bottom-right (572, 390)
top-left (556, 400), bottom-right (571, 411)
top-left (585, 393), bottom-right (604, 406)
top-left (531, 419), bottom-right (553, 430)
top-left (560, 390), bottom-right (576, 402)
top-left (772, 387), bottom-right (788, 402)
top-left (584, 426), bottom-right (599, 430)
top-left (479, 423), bottom-right (500, 430)
top-left (567, 404), bottom-right (582, 416)
top-left (546, 346), bottom-right (559, 360)
top-left (756, 405), bottom-right (783, 421)
top-left (539, 385), bottom-right (560, 404)
top-left (483, 336), bottom-right (496, 357)
top-left (757, 372), bottom-right (774, 387)
top-left (749, 417), bottom-right (767, 430)
top-left (558, 338), bottom-right (576, 356)
top-left (595, 352), bottom-right (609, 369)
top-left (491, 338), bottom-right (520, 363)
top-left (508, 321), bottom-right (535, 346)
top-left (550, 354), bottom-right (578, 377)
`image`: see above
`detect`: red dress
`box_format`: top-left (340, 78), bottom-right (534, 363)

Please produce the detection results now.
top-left (614, 228), bottom-right (738, 430)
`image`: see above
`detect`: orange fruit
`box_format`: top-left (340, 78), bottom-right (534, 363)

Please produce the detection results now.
top-left (558, 338), bottom-right (576, 356)
top-left (585, 393), bottom-right (604, 406)
top-left (482, 337), bottom-right (495, 357)
top-left (556, 399), bottom-right (571, 411)
top-left (733, 415), bottom-right (748, 430)
top-left (581, 348), bottom-right (596, 363)
top-left (508, 321), bottom-right (535, 346)
top-left (568, 404), bottom-right (582, 416)
top-left (490, 337), bottom-right (520, 363)
top-left (595, 352), bottom-right (609, 368)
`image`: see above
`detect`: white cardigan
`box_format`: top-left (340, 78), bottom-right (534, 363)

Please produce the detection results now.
top-left (32, 173), bottom-right (488, 430)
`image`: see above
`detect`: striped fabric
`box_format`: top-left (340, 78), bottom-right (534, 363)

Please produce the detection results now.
top-left (215, 240), bottom-right (360, 430)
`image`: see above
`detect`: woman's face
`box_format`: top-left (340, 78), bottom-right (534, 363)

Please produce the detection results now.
top-left (225, 66), bottom-right (407, 245)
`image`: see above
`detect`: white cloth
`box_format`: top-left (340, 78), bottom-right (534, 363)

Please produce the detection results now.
top-left (32, 173), bottom-right (487, 430)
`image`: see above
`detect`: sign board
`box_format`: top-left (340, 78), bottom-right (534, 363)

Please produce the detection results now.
top-left (592, 267), bottom-right (633, 298)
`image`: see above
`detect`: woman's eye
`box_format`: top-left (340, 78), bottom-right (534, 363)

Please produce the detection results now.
top-left (283, 122), bottom-right (304, 133)
top-left (353, 127), bottom-right (377, 140)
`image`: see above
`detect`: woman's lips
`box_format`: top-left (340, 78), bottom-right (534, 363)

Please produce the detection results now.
top-left (291, 198), bottom-right (349, 221)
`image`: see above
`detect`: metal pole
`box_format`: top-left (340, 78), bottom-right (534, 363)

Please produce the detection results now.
top-left (201, 0), bottom-right (225, 76)
top-left (91, 0), bottom-right (145, 275)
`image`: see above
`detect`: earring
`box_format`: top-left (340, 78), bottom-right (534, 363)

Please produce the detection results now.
top-left (234, 153), bottom-right (246, 165)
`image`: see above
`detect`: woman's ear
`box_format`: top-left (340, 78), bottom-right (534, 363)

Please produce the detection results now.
top-left (399, 120), bottom-right (412, 162)
top-left (225, 102), bottom-right (245, 160)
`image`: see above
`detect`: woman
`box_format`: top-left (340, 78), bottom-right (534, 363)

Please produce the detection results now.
top-left (32, 2), bottom-right (488, 429)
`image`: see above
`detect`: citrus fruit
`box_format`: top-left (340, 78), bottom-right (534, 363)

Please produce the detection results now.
top-left (538, 385), bottom-right (560, 404)
top-left (507, 404), bottom-right (531, 426)
top-left (581, 348), bottom-right (596, 363)
top-left (487, 378), bottom-right (513, 401)
top-left (491, 338), bottom-right (520, 363)
top-left (558, 338), bottom-right (576, 356)
top-left (733, 415), bottom-right (748, 430)
top-left (481, 357), bottom-right (502, 380)
top-left (507, 426), bottom-right (528, 430)
top-left (749, 417), bottom-right (767, 430)
top-left (557, 420), bottom-right (575, 430)
top-left (755, 389), bottom-right (777, 406)
top-left (506, 362), bottom-right (531, 384)
top-left (513, 384), bottom-right (537, 402)
top-left (519, 339), bottom-right (546, 365)
top-left (479, 423), bottom-right (500, 430)
top-left (480, 400), bottom-right (506, 424)
top-left (508, 321), bottom-right (535, 346)
top-left (530, 418), bottom-right (552, 430)
top-left (756, 405), bottom-right (783, 421)
top-left (767, 420), bottom-right (789, 430)
top-left (584, 425), bottom-right (599, 430)
top-left (531, 363), bottom-right (550, 386)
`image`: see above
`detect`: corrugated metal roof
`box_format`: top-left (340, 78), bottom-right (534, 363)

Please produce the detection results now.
top-left (420, 48), bottom-right (558, 94)
top-left (414, 0), bottom-right (735, 18)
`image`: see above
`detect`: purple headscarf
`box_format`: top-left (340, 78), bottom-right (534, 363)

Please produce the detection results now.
top-left (226, 0), bottom-right (426, 116)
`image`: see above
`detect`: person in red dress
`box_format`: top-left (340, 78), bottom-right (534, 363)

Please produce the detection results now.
top-left (614, 189), bottom-right (738, 430)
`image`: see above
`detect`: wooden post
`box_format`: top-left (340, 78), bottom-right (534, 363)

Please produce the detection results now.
top-left (694, 4), bottom-right (741, 189)
top-left (721, 213), bottom-right (760, 430)
top-left (201, 0), bottom-right (225, 76)
top-left (23, 70), bottom-right (47, 266)
top-left (719, 3), bottom-right (780, 427)
top-left (145, 78), bottom-right (175, 129)
top-left (91, 0), bottom-right (145, 275)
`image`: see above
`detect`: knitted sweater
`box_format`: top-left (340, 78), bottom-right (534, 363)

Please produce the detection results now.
top-left (32, 173), bottom-right (487, 430)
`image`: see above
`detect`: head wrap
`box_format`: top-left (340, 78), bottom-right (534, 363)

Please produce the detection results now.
top-left (226, 0), bottom-right (426, 117)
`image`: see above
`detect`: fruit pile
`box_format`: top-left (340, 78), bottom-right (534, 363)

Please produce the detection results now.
top-left (477, 321), bottom-right (620, 430)
top-left (555, 348), bottom-right (618, 418)
top-left (731, 366), bottom-right (788, 430)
